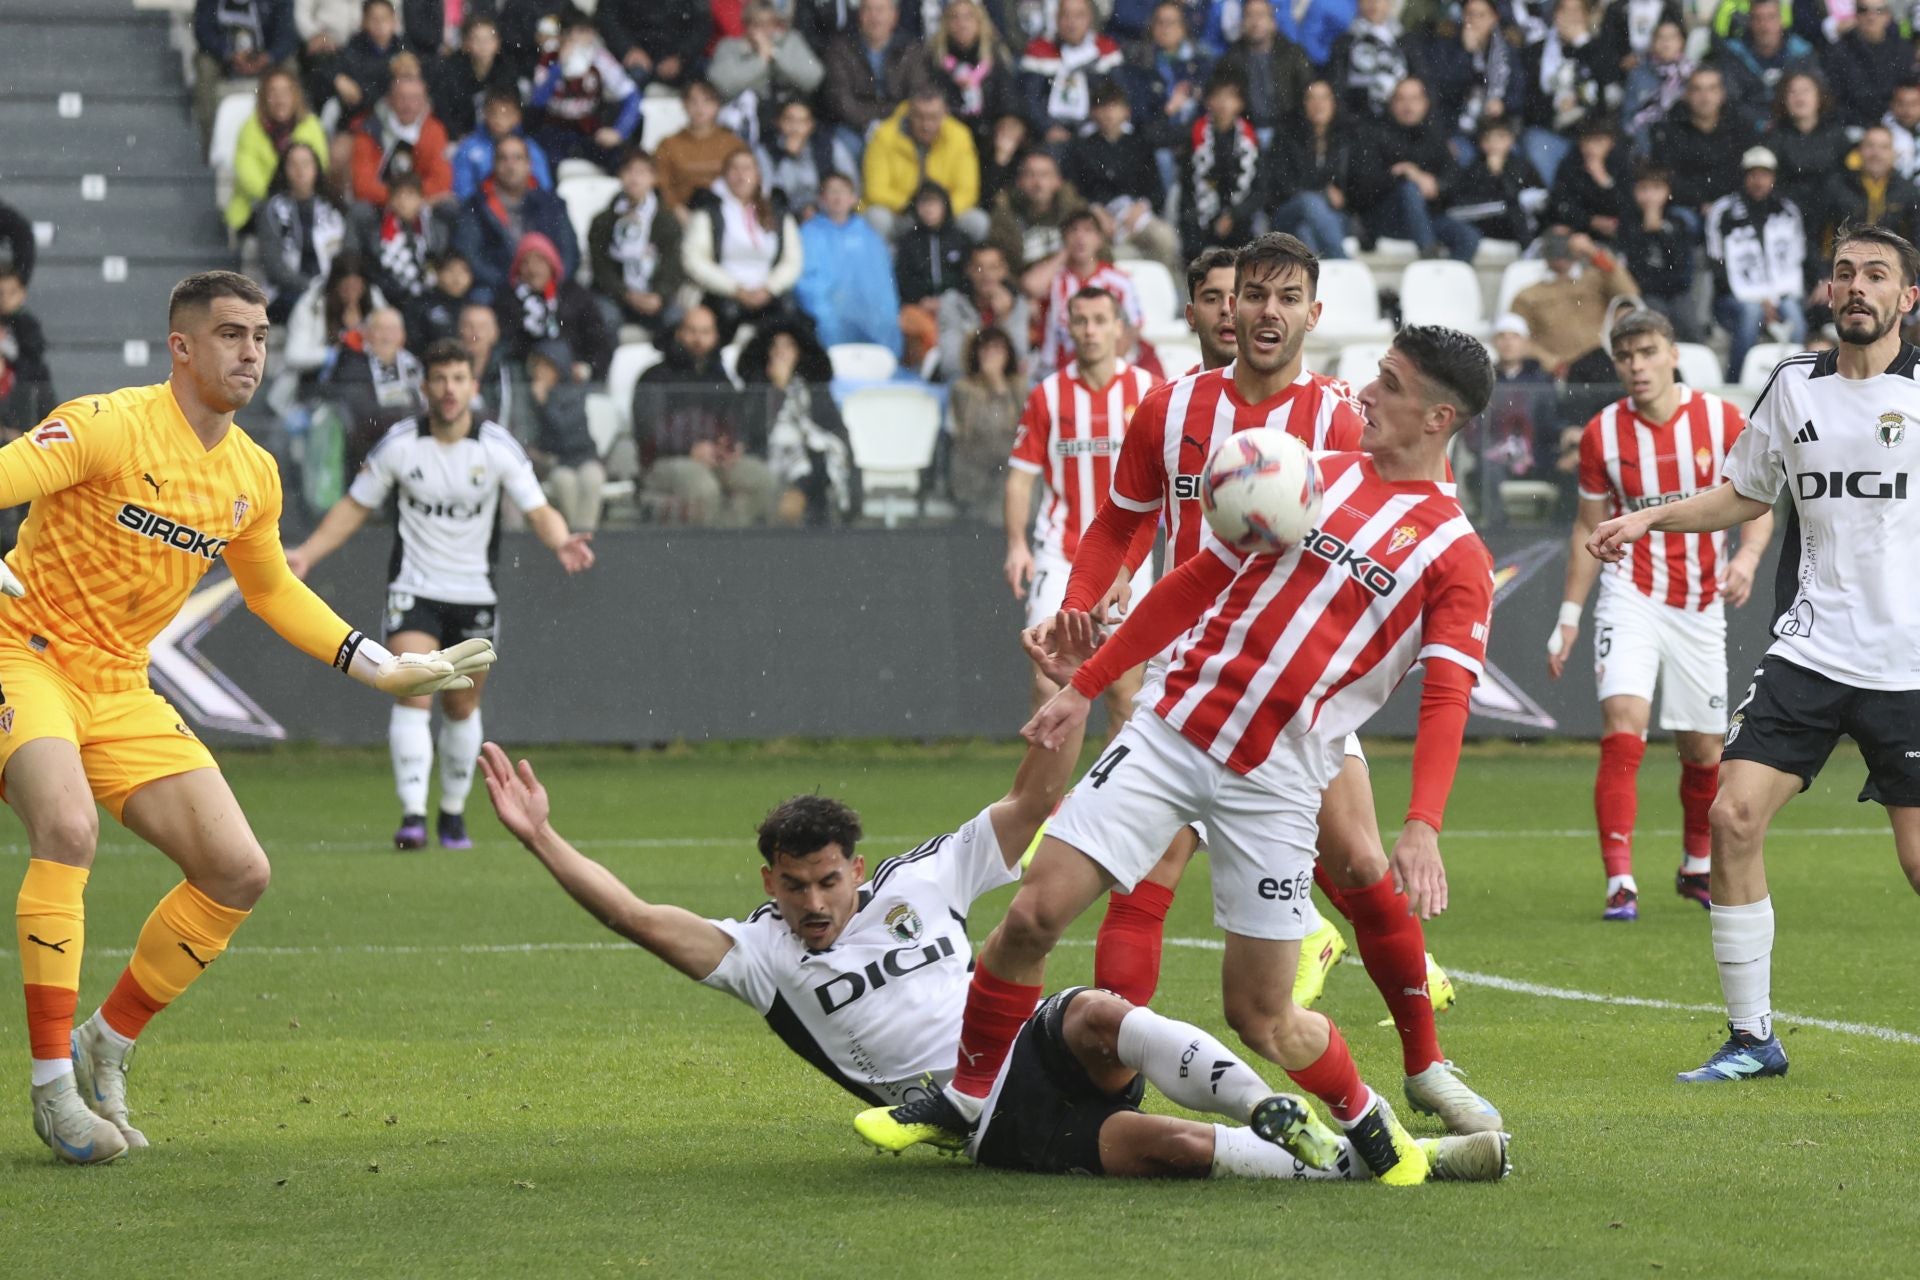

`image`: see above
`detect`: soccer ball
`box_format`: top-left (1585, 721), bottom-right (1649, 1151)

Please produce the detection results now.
top-left (1201, 428), bottom-right (1324, 554)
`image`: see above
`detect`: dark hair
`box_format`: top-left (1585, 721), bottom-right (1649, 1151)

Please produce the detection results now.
top-left (1091, 77), bottom-right (1129, 110)
top-left (1609, 308), bottom-right (1676, 349)
top-left (1203, 67), bottom-right (1246, 102)
top-left (168, 270), bottom-right (267, 328)
top-left (1834, 219), bottom-right (1920, 287)
top-left (363, 0), bottom-right (394, 14)
top-left (1475, 112), bottom-right (1516, 139)
top-left (1234, 232), bottom-right (1319, 299)
top-left (820, 170), bottom-right (858, 193)
top-left (1186, 246), bottom-right (1237, 296)
top-left (1576, 113), bottom-right (1616, 141)
top-left (387, 170), bottom-right (424, 194)
top-left (965, 324), bottom-right (1016, 376)
top-left (683, 78), bottom-right (721, 103)
top-left (909, 82), bottom-right (947, 105)
top-left (618, 146), bottom-right (656, 171)
top-left (756, 794), bottom-right (862, 864)
top-left (1393, 325), bottom-right (1494, 423)
top-left (968, 240), bottom-right (1006, 265)
top-left (422, 337), bottom-right (473, 372)
top-left (1062, 207), bottom-right (1102, 237)
top-left (461, 12), bottom-right (497, 36)
top-left (323, 253), bottom-right (373, 338)
top-left (266, 140), bottom-right (332, 200)
top-left (1067, 284), bottom-right (1119, 316)
top-left (483, 87), bottom-right (523, 110)
top-left (1634, 164), bottom-right (1672, 187)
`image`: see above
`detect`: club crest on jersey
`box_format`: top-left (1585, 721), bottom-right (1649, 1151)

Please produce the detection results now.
top-left (32, 419), bottom-right (71, 448)
top-left (0, 708), bottom-right (13, 734)
top-left (232, 495), bottom-right (250, 528)
top-left (470, 465), bottom-right (487, 487)
top-left (1877, 412), bottom-right (1907, 448)
top-left (885, 903), bottom-right (923, 943)
top-left (1388, 524), bottom-right (1419, 554)
top-left (1695, 446), bottom-right (1712, 476)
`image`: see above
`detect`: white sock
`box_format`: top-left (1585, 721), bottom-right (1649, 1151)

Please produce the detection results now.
top-left (30, 1057), bottom-right (73, 1087)
top-left (86, 1009), bottom-right (134, 1052)
top-left (1607, 874), bottom-right (1639, 897)
top-left (1334, 1086), bottom-right (1380, 1129)
top-left (1712, 897), bottom-right (1774, 1040)
top-left (1210, 1123), bottom-right (1359, 1180)
top-left (436, 710), bottom-right (483, 816)
top-left (941, 1082), bottom-right (985, 1122)
top-left (1681, 854), bottom-right (1711, 875)
top-left (390, 705), bottom-right (433, 815)
top-left (1116, 1006), bottom-right (1273, 1122)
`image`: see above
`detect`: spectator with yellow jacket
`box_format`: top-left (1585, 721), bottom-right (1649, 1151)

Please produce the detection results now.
top-left (862, 88), bottom-right (987, 240)
top-left (226, 68), bottom-right (331, 231)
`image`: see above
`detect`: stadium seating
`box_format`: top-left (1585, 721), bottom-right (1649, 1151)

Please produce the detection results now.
top-left (607, 342), bottom-right (664, 430)
top-left (842, 385), bottom-right (942, 527)
top-left (1155, 339), bottom-right (1201, 376)
top-left (1400, 261), bottom-right (1488, 337)
top-left (557, 174), bottom-right (621, 279)
top-left (583, 392), bottom-right (637, 510)
top-left (1335, 341), bottom-right (1392, 388)
top-left (1305, 260), bottom-right (1392, 350)
top-left (828, 342), bottom-right (900, 383)
top-left (1739, 342), bottom-right (1799, 390)
top-left (207, 90), bottom-right (255, 215)
top-left (1675, 342), bottom-right (1722, 389)
top-left (1127, 259), bottom-right (1186, 342)
top-left (639, 96), bottom-right (690, 155)
top-left (1495, 259), bottom-right (1551, 318)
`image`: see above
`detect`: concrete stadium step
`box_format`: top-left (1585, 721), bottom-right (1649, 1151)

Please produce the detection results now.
top-left (0, 15), bottom-right (180, 95)
top-left (0, 96), bottom-right (204, 175)
top-left (32, 256), bottom-right (227, 345)
top-left (47, 343), bottom-right (168, 400)
top-left (2, 176), bottom-right (226, 260)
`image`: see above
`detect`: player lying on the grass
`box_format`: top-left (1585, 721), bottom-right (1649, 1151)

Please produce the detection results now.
top-left (287, 339), bottom-right (594, 852)
top-left (861, 325), bottom-right (1499, 1188)
top-left (5, 272), bottom-right (493, 1165)
top-left (1589, 222), bottom-right (1920, 1083)
top-left (478, 619), bottom-right (1507, 1183)
top-left (1549, 308), bottom-right (1772, 921)
top-left (1028, 236), bottom-right (1494, 1136)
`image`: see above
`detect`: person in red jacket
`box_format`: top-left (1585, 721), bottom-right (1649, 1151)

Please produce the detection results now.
top-left (351, 71), bottom-right (455, 209)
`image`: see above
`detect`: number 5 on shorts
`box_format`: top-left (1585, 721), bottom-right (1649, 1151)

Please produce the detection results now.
top-left (1088, 744), bottom-right (1130, 789)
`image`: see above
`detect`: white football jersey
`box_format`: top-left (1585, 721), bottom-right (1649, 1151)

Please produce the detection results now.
top-left (1724, 344), bottom-right (1920, 690)
top-left (701, 807), bottom-right (1015, 1106)
top-left (348, 419), bottom-right (549, 606)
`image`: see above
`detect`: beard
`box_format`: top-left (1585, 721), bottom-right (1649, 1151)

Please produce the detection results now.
top-left (1837, 300), bottom-right (1900, 345)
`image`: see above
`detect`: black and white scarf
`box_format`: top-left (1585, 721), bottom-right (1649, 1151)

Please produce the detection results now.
top-left (1190, 119), bottom-right (1260, 225)
top-left (269, 194), bottom-right (345, 288)
top-left (608, 192), bottom-right (661, 294)
top-left (511, 282), bottom-right (561, 343)
top-left (767, 382), bottom-right (852, 517)
top-left (377, 208), bottom-right (432, 298)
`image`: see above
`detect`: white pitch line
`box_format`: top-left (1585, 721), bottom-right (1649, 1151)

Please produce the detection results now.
top-left (0, 933), bottom-right (1913, 1046)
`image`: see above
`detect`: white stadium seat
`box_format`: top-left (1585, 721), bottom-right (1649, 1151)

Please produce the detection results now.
top-left (1675, 342), bottom-right (1722, 389)
top-left (1399, 260), bottom-right (1487, 336)
top-left (1126, 259), bottom-right (1186, 341)
top-left (828, 342), bottom-right (899, 382)
top-left (606, 342), bottom-right (662, 429)
top-left (640, 97), bottom-right (690, 154)
top-left (1306, 259), bottom-right (1392, 348)
top-left (1334, 341), bottom-right (1391, 388)
top-left (1495, 259), bottom-right (1551, 317)
top-left (207, 90), bottom-right (255, 211)
top-left (582, 393), bottom-right (637, 508)
top-left (557, 174), bottom-right (621, 278)
top-left (1154, 339), bottom-right (1202, 377)
top-left (843, 386), bottom-right (942, 526)
top-left (1739, 342), bottom-right (1799, 390)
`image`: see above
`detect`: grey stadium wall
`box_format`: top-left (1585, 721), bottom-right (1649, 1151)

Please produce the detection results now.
top-left (167, 526), bottom-right (1783, 748)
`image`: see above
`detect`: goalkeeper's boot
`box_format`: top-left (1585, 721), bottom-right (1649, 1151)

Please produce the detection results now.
top-left (1421, 1130), bottom-right (1512, 1182)
top-left (394, 814), bottom-right (428, 851)
top-left (72, 1018), bottom-right (148, 1148)
top-left (437, 811), bottom-right (473, 850)
top-left (1344, 1094), bottom-right (1429, 1186)
top-left (1404, 1060), bottom-right (1503, 1135)
top-left (1677, 1023), bottom-right (1788, 1083)
top-left (1675, 869), bottom-right (1712, 910)
top-left (1603, 886), bottom-right (1639, 922)
top-left (31, 1073), bottom-right (129, 1165)
top-left (1292, 917), bottom-right (1348, 1009)
top-left (854, 1088), bottom-right (973, 1155)
top-left (1250, 1093), bottom-right (1344, 1171)
top-left (1426, 952), bottom-right (1457, 1013)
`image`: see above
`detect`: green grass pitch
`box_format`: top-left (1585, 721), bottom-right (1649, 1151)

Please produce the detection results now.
top-left (1, 739), bottom-right (1915, 1278)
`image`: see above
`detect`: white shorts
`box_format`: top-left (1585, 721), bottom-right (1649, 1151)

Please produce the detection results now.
top-left (1026, 547), bottom-right (1155, 631)
top-left (1592, 583), bottom-right (1729, 733)
top-left (1047, 711), bottom-right (1343, 941)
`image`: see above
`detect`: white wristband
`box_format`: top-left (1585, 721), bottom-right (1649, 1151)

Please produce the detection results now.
top-left (1557, 601), bottom-right (1582, 629)
top-left (338, 632), bottom-right (394, 687)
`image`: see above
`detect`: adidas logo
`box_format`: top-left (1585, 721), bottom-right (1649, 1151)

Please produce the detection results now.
top-left (1793, 421), bottom-right (1820, 444)
top-left (1209, 1060), bottom-right (1233, 1093)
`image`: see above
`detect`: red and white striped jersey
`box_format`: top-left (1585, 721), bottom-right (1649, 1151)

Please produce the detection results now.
top-left (1011, 360), bottom-right (1162, 560)
top-left (1156, 452), bottom-right (1494, 791)
top-left (1110, 364), bottom-right (1365, 568)
top-left (1038, 261), bottom-right (1144, 371)
top-left (1578, 388), bottom-right (1746, 611)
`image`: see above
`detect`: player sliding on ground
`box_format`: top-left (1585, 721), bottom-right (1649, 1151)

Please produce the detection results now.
top-left (287, 339), bottom-right (594, 851)
top-left (6, 272), bottom-right (493, 1164)
top-left (1549, 309), bottom-right (1773, 920)
top-left (1590, 223), bottom-right (1920, 1083)
top-left (1030, 236), bottom-right (1497, 1135)
top-left (479, 615), bottom-right (1508, 1184)
top-left (864, 323), bottom-right (1502, 1186)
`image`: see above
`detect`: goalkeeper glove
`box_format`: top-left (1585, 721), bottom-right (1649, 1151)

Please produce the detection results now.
top-left (344, 635), bottom-right (497, 696)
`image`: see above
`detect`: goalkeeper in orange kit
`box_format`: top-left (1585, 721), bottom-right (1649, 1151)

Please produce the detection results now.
top-left (6, 272), bottom-right (493, 1164)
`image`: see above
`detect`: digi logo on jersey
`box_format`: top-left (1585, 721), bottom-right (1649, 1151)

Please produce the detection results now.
top-left (403, 494), bottom-right (489, 520)
top-left (114, 504), bottom-right (230, 560)
top-left (1301, 529), bottom-right (1398, 597)
top-left (814, 935), bottom-right (958, 1015)
top-left (1794, 471), bottom-right (1911, 500)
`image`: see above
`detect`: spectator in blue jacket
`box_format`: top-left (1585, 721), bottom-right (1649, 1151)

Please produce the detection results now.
top-left (530, 13), bottom-right (644, 170)
top-left (795, 174), bottom-right (903, 354)
top-left (193, 0), bottom-right (298, 144)
top-left (1122, 1), bottom-right (1211, 146)
top-left (450, 134), bottom-right (580, 304)
top-left (452, 90), bottom-right (556, 201)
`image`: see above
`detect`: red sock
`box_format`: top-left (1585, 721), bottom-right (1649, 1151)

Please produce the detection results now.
top-left (1340, 872), bottom-right (1443, 1077)
top-left (1595, 733), bottom-right (1646, 879)
top-left (1286, 1018), bottom-right (1369, 1122)
top-left (951, 962), bottom-right (1043, 1098)
top-left (1680, 761), bottom-right (1718, 866)
top-left (99, 969), bottom-right (167, 1041)
top-left (1312, 864), bottom-right (1352, 920)
top-left (1093, 882), bottom-right (1176, 1005)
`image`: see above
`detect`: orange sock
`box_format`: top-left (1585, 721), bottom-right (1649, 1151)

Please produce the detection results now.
top-left (98, 881), bottom-right (250, 1041)
top-left (17, 858), bottom-right (88, 1065)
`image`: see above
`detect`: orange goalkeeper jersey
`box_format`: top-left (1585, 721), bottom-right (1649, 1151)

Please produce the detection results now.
top-left (0, 383), bottom-right (355, 692)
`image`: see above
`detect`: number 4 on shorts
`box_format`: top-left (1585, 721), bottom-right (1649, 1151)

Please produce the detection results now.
top-left (1088, 744), bottom-right (1130, 789)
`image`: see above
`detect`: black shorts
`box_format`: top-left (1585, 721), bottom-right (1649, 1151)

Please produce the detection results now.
top-left (972, 988), bottom-right (1143, 1176)
top-left (1723, 657), bottom-right (1920, 806)
top-left (382, 592), bottom-right (500, 650)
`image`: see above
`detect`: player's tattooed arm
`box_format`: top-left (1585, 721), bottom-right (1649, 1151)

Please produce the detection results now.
top-left (480, 743), bottom-right (732, 979)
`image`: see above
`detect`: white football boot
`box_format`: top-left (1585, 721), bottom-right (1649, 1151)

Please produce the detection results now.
top-left (31, 1073), bottom-right (129, 1165)
top-left (1403, 1060), bottom-right (1504, 1135)
top-left (72, 1018), bottom-right (149, 1148)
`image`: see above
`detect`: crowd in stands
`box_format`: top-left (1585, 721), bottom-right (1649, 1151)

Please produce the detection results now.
top-left (115, 0), bottom-right (1920, 528)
